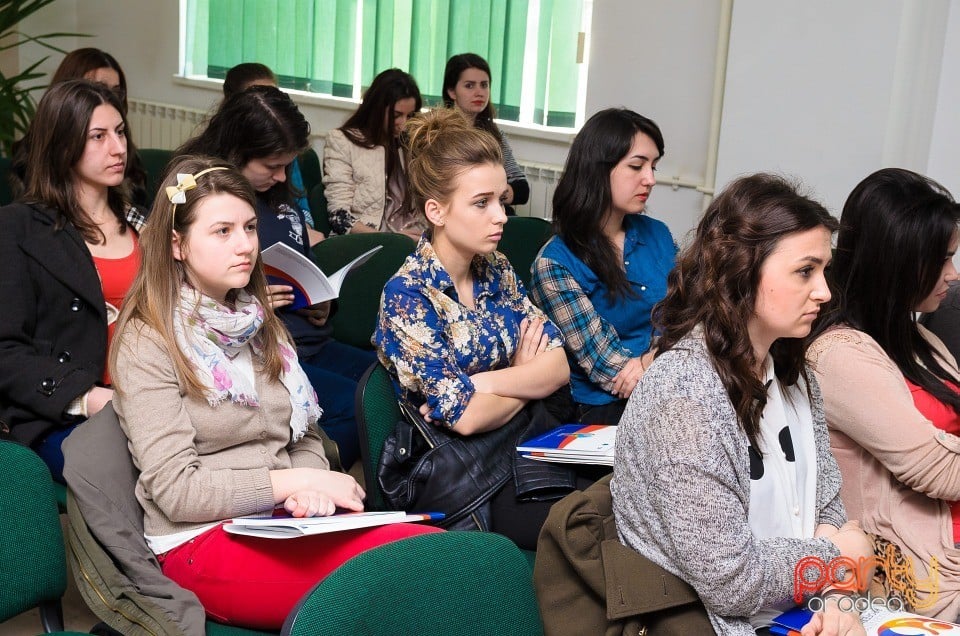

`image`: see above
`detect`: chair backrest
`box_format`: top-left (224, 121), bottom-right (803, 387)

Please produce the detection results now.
top-left (282, 531), bottom-right (544, 636)
top-left (355, 362), bottom-right (401, 511)
top-left (298, 147), bottom-right (322, 194)
top-left (497, 216), bottom-right (554, 288)
top-left (311, 232), bottom-right (416, 349)
top-left (308, 183), bottom-right (330, 235)
top-left (0, 440), bottom-right (69, 628)
top-left (138, 148), bottom-right (174, 208)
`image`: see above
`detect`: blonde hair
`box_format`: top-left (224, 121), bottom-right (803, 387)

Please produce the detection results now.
top-left (404, 108), bottom-right (502, 217)
top-left (110, 155), bottom-right (291, 398)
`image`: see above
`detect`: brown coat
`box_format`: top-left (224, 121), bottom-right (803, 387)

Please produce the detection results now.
top-left (534, 475), bottom-right (715, 636)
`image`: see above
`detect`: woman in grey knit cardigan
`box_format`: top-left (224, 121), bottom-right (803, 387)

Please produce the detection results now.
top-left (611, 174), bottom-right (873, 636)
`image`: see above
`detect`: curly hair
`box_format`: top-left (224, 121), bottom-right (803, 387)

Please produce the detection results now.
top-left (653, 173), bottom-right (838, 447)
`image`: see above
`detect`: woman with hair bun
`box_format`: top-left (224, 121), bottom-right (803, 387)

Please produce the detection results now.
top-left (612, 174), bottom-right (872, 634)
top-left (808, 168), bottom-right (960, 619)
top-left (374, 108), bottom-right (582, 548)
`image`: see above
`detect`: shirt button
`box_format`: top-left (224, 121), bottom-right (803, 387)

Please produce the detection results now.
top-left (624, 260), bottom-right (630, 265)
top-left (39, 377), bottom-right (57, 395)
top-left (640, 285), bottom-right (647, 292)
top-left (58, 350), bottom-right (72, 363)
top-left (793, 506), bottom-right (800, 516)
top-left (70, 298), bottom-right (83, 312)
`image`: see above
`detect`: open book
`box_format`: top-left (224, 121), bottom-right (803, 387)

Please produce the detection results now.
top-left (223, 510), bottom-right (444, 539)
top-left (517, 424), bottom-right (616, 466)
top-left (261, 243), bottom-right (383, 309)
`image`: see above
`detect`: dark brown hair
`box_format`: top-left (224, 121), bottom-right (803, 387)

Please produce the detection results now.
top-left (442, 53), bottom-right (501, 143)
top-left (21, 79), bottom-right (131, 243)
top-left (653, 173), bottom-right (838, 447)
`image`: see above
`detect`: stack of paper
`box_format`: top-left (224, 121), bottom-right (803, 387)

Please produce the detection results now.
top-left (517, 424), bottom-right (616, 466)
top-left (223, 511), bottom-right (443, 539)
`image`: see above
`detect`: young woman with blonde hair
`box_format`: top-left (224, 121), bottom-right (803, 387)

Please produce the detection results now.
top-left (110, 156), bottom-right (438, 630)
top-left (375, 109), bottom-right (586, 549)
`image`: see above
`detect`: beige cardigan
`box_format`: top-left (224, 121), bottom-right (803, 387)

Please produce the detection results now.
top-left (113, 321), bottom-right (330, 539)
top-left (808, 325), bottom-right (960, 620)
top-left (322, 128), bottom-right (387, 234)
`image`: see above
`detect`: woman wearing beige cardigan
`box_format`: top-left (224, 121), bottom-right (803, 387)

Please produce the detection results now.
top-left (323, 68), bottom-right (425, 238)
top-left (809, 168), bottom-right (960, 620)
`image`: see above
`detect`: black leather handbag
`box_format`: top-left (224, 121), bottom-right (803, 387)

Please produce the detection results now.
top-left (378, 399), bottom-right (578, 531)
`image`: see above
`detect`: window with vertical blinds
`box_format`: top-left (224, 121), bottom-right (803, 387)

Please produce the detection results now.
top-left (182, 0), bottom-right (589, 129)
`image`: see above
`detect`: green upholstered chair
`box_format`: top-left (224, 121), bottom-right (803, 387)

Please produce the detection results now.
top-left (138, 148), bottom-right (174, 209)
top-left (497, 216), bottom-right (554, 288)
top-left (0, 155), bottom-right (14, 206)
top-left (298, 147), bottom-right (322, 194)
top-left (354, 362), bottom-right (400, 512)
top-left (281, 531), bottom-right (544, 636)
top-left (308, 183), bottom-right (330, 236)
top-left (311, 232), bottom-right (416, 349)
top-left (0, 440), bottom-right (88, 634)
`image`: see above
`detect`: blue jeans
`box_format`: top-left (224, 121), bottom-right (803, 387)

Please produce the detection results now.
top-left (300, 341), bottom-right (377, 469)
top-left (34, 421), bottom-right (81, 484)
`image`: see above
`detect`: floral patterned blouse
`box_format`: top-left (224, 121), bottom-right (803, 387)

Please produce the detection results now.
top-left (374, 238), bottom-right (563, 428)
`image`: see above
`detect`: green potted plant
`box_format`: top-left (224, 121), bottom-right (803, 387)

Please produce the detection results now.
top-left (0, 0), bottom-right (84, 157)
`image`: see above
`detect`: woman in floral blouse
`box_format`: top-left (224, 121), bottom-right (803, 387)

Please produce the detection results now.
top-left (374, 108), bottom-right (573, 548)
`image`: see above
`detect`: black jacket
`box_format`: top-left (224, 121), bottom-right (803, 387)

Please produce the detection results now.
top-left (0, 202), bottom-right (109, 445)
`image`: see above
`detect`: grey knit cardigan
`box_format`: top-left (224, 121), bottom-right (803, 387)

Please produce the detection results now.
top-left (611, 331), bottom-right (845, 635)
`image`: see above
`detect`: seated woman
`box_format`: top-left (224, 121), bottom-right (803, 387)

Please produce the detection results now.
top-left (0, 80), bottom-right (141, 482)
top-left (530, 108), bottom-right (675, 425)
top-left (12, 47), bottom-right (148, 205)
top-left (323, 68), bottom-right (424, 238)
top-left (808, 168), bottom-right (960, 619)
top-left (222, 61), bottom-right (315, 227)
top-left (442, 53), bottom-right (528, 213)
top-left (175, 86), bottom-right (376, 469)
top-left (110, 156), bottom-right (439, 631)
top-left (612, 174), bottom-right (873, 634)
top-left (375, 109), bottom-right (583, 550)
top-left (921, 282), bottom-right (960, 363)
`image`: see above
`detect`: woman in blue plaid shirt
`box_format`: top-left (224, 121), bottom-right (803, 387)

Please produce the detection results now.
top-left (530, 108), bottom-right (676, 426)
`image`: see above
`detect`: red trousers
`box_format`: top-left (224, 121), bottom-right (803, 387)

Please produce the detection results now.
top-left (159, 522), bottom-right (442, 630)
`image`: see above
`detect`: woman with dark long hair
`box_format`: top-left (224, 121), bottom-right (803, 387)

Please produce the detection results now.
top-left (530, 108), bottom-right (674, 424)
top-left (808, 167), bottom-right (960, 619)
top-left (442, 53), bottom-right (528, 212)
top-left (0, 80), bottom-right (142, 481)
top-left (613, 174), bottom-right (872, 634)
top-left (176, 86), bottom-right (376, 468)
top-left (323, 68), bottom-right (424, 237)
top-left (43, 47), bottom-right (147, 204)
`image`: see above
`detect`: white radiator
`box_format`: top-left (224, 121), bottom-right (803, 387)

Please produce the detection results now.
top-left (127, 98), bottom-right (564, 219)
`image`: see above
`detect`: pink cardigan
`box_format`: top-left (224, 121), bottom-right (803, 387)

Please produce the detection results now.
top-left (808, 325), bottom-right (960, 620)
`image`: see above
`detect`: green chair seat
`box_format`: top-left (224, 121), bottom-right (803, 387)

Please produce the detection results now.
top-left (311, 233), bottom-right (416, 349)
top-left (497, 216), bottom-right (553, 288)
top-left (138, 148), bottom-right (174, 209)
top-left (0, 441), bottom-right (72, 633)
top-left (281, 531), bottom-right (543, 636)
top-left (355, 362), bottom-right (401, 512)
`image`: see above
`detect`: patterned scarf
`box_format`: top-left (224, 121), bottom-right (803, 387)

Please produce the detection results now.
top-left (173, 285), bottom-right (322, 442)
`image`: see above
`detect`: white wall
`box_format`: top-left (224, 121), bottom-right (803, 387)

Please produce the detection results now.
top-left (13, 0), bottom-right (960, 240)
top-left (716, 0), bottom-right (954, 216)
